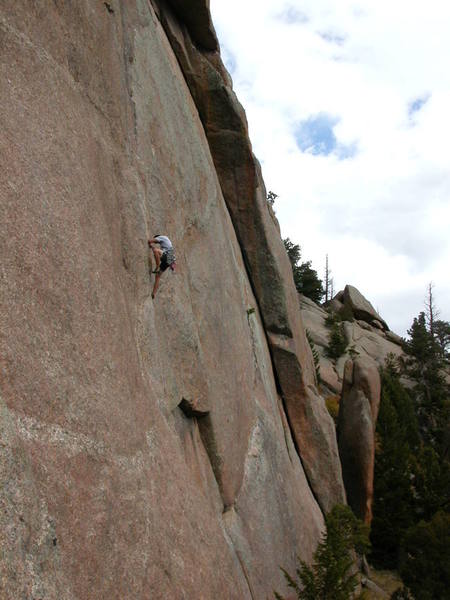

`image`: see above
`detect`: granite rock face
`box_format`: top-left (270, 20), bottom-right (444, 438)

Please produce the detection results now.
top-left (339, 285), bottom-right (389, 331)
top-left (155, 0), bottom-right (345, 514)
top-left (337, 358), bottom-right (381, 524)
top-left (300, 290), bottom-right (401, 526)
top-left (0, 2), bottom-right (345, 598)
top-left (300, 293), bottom-right (403, 395)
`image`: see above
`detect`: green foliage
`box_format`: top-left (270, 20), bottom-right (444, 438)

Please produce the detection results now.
top-left (325, 312), bottom-right (348, 359)
top-left (433, 319), bottom-right (450, 358)
top-left (390, 587), bottom-right (414, 599)
top-left (296, 261), bottom-right (325, 303)
top-left (371, 310), bottom-right (450, 578)
top-left (283, 238), bottom-right (324, 303)
top-left (284, 237), bottom-right (302, 267)
top-left (405, 312), bottom-right (434, 365)
top-left (275, 505), bottom-right (369, 600)
top-left (325, 312), bottom-right (336, 327)
top-left (267, 190), bottom-right (278, 206)
top-left (306, 329), bottom-right (321, 382)
top-left (384, 351), bottom-right (402, 375)
top-left (410, 444), bottom-right (450, 521)
top-left (370, 369), bottom-right (419, 568)
top-left (404, 311), bottom-right (450, 457)
top-left (399, 512), bottom-right (450, 600)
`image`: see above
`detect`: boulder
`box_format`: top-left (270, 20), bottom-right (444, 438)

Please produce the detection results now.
top-left (385, 330), bottom-right (404, 346)
top-left (356, 320), bottom-right (373, 332)
top-left (337, 358), bottom-right (381, 524)
top-left (343, 285), bottom-right (389, 330)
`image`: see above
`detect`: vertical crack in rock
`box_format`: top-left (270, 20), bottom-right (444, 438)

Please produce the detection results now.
top-left (177, 398), bottom-right (227, 508)
top-left (220, 509), bottom-right (256, 600)
top-left (155, 0), bottom-right (346, 513)
top-left (234, 550), bottom-right (257, 600)
top-left (118, 3), bottom-right (138, 142)
top-left (221, 506), bottom-right (258, 600)
top-left (196, 414), bottom-right (228, 504)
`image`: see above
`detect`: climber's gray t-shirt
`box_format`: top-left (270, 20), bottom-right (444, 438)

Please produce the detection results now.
top-left (154, 236), bottom-right (172, 252)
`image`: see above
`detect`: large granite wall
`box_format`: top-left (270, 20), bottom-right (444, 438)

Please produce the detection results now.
top-left (0, 2), bottom-right (344, 598)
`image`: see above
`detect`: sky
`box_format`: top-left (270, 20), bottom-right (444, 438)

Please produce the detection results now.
top-left (209, 0), bottom-right (450, 336)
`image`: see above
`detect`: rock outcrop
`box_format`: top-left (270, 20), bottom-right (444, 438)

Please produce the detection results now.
top-left (300, 292), bottom-right (403, 395)
top-left (300, 288), bottom-right (401, 527)
top-left (337, 358), bottom-right (381, 524)
top-left (0, 2), bottom-right (346, 598)
top-left (336, 285), bottom-right (389, 331)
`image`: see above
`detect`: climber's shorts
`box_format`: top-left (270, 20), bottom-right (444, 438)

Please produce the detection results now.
top-left (160, 248), bottom-right (175, 272)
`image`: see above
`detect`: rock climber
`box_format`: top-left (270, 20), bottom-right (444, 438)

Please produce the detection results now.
top-left (148, 235), bottom-right (176, 299)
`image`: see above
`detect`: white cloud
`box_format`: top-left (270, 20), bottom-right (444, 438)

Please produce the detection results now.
top-left (210, 0), bottom-right (450, 335)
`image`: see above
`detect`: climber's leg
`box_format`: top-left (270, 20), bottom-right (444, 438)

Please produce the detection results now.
top-left (152, 272), bottom-right (161, 299)
top-left (152, 246), bottom-right (163, 272)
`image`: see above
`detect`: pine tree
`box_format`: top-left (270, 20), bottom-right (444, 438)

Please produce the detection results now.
top-left (324, 254), bottom-right (331, 302)
top-left (296, 261), bottom-right (325, 303)
top-left (283, 238), bottom-right (324, 303)
top-left (371, 309), bottom-right (450, 577)
top-left (434, 319), bottom-right (450, 359)
top-left (425, 282), bottom-right (439, 338)
top-left (284, 237), bottom-right (301, 268)
top-left (405, 311), bottom-right (449, 454)
top-left (275, 505), bottom-right (369, 600)
top-left (399, 512), bottom-right (450, 600)
top-left (370, 369), bottom-right (418, 567)
top-left (325, 312), bottom-right (347, 359)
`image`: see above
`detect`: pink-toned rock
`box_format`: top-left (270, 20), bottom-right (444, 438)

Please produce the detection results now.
top-left (319, 359), bottom-right (342, 394)
top-left (300, 293), bottom-right (404, 396)
top-left (157, 1), bottom-right (346, 514)
top-left (337, 358), bottom-right (381, 524)
top-left (0, 2), bottom-right (326, 598)
top-left (179, 397), bottom-right (210, 418)
top-left (268, 333), bottom-right (346, 512)
top-left (343, 285), bottom-right (389, 331)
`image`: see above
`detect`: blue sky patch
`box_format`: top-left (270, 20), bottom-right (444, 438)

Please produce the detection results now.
top-left (319, 31), bottom-right (347, 46)
top-left (277, 6), bottom-right (309, 25)
top-left (336, 142), bottom-right (358, 159)
top-left (294, 114), bottom-right (357, 159)
top-left (295, 114), bottom-right (338, 155)
top-left (408, 94), bottom-right (430, 117)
